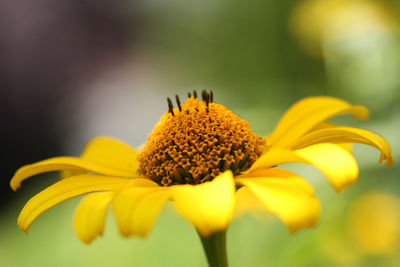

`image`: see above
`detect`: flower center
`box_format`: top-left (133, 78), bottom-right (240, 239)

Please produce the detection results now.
top-left (138, 91), bottom-right (265, 186)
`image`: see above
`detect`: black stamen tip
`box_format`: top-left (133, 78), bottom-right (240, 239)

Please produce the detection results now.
top-left (175, 95), bottom-right (182, 112)
top-left (193, 90), bottom-right (198, 99)
top-left (201, 90), bottom-right (207, 101)
top-left (188, 92), bottom-right (192, 98)
top-left (210, 91), bottom-right (214, 103)
top-left (167, 97), bottom-right (174, 116)
top-left (205, 93), bottom-right (210, 107)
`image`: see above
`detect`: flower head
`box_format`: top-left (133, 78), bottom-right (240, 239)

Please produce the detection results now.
top-left (138, 93), bottom-right (265, 186)
top-left (10, 93), bottom-right (393, 243)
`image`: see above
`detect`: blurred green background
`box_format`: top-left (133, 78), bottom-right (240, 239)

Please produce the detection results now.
top-left (1, 0), bottom-right (399, 266)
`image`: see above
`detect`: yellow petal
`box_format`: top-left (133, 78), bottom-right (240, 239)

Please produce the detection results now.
top-left (171, 171), bottom-right (235, 237)
top-left (80, 136), bottom-right (139, 174)
top-left (307, 120), bottom-right (338, 131)
top-left (10, 156), bottom-right (136, 191)
top-left (112, 185), bottom-right (169, 237)
top-left (236, 168), bottom-right (321, 233)
top-left (74, 192), bottom-right (114, 244)
top-left (266, 120), bottom-right (352, 152)
top-left (289, 126), bottom-right (394, 166)
top-left (60, 169), bottom-right (86, 179)
top-left (234, 184), bottom-right (272, 218)
top-left (336, 143), bottom-right (353, 153)
top-left (17, 174), bottom-right (133, 232)
top-left (60, 136), bottom-right (139, 179)
top-left (267, 96), bottom-right (369, 148)
top-left (249, 143), bottom-right (359, 192)
top-left (130, 190), bottom-right (169, 237)
top-left (305, 121), bottom-right (353, 153)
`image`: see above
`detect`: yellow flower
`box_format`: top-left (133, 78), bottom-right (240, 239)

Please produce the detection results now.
top-left (316, 191), bottom-right (400, 264)
top-left (348, 191), bottom-right (400, 255)
top-left (10, 93), bottom-right (393, 244)
top-left (290, 0), bottom-right (398, 56)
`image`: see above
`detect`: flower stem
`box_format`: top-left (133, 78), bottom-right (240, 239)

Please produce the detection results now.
top-left (199, 231), bottom-right (228, 267)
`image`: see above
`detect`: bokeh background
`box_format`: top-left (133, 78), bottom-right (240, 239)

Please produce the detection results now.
top-left (1, 0), bottom-right (399, 266)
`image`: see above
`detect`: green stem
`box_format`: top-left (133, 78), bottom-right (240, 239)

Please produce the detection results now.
top-left (198, 231), bottom-right (228, 267)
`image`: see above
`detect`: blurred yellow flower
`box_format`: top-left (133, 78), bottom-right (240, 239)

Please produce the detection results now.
top-left (348, 192), bottom-right (400, 255)
top-left (317, 191), bottom-right (400, 265)
top-left (10, 93), bottom-right (393, 244)
top-left (290, 0), bottom-right (398, 56)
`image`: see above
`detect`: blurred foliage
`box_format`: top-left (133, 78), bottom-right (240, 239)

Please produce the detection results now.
top-left (142, 0), bottom-right (400, 117)
top-left (143, 0), bottom-right (327, 108)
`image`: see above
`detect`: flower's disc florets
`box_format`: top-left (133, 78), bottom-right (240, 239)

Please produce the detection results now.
top-left (138, 92), bottom-right (265, 186)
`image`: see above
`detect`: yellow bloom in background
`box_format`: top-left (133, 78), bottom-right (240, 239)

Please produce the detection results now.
top-left (290, 0), bottom-right (400, 110)
top-left (348, 191), bottom-right (400, 255)
top-left (317, 191), bottom-right (400, 266)
top-left (10, 93), bottom-right (393, 249)
top-left (290, 0), bottom-right (398, 56)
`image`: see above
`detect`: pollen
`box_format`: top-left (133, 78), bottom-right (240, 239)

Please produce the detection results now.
top-left (138, 91), bottom-right (265, 186)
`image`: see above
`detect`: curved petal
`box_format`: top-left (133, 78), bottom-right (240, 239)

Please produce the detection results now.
top-left (308, 120), bottom-right (340, 131)
top-left (129, 190), bottom-right (169, 237)
top-left (74, 192), bottom-right (114, 244)
top-left (267, 96), bottom-right (369, 148)
top-left (10, 156), bottom-right (136, 191)
top-left (80, 136), bottom-right (140, 174)
top-left (17, 174), bottom-right (136, 232)
top-left (234, 185), bottom-right (271, 218)
top-left (112, 185), bottom-right (169, 238)
top-left (236, 168), bottom-right (321, 233)
top-left (171, 171), bottom-right (235, 237)
top-left (305, 121), bottom-right (353, 152)
top-left (249, 143), bottom-right (359, 192)
top-left (288, 126), bottom-right (394, 166)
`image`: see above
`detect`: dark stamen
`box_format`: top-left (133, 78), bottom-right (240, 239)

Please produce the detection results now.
top-left (193, 90), bottom-right (198, 99)
top-left (201, 91), bottom-right (209, 113)
top-left (201, 90), bottom-right (207, 101)
top-left (188, 92), bottom-right (192, 98)
top-left (175, 95), bottom-right (182, 112)
top-left (185, 110), bottom-right (189, 115)
top-left (210, 91), bottom-right (214, 103)
top-left (167, 98), bottom-right (174, 116)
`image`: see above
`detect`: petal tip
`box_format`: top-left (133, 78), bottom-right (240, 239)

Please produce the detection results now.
top-left (288, 220), bottom-right (319, 234)
top-left (10, 182), bottom-right (19, 192)
top-left (120, 231), bottom-right (131, 238)
top-left (333, 177), bottom-right (358, 193)
top-left (10, 173), bottom-right (21, 191)
top-left (18, 223), bottom-right (28, 234)
top-left (288, 199), bottom-right (321, 234)
top-left (353, 105), bottom-right (370, 120)
top-left (17, 219), bottom-right (29, 234)
top-left (385, 156), bottom-right (394, 167)
top-left (78, 237), bottom-right (93, 244)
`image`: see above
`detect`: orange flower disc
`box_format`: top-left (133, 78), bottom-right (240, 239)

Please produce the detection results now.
top-left (138, 94), bottom-right (265, 186)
